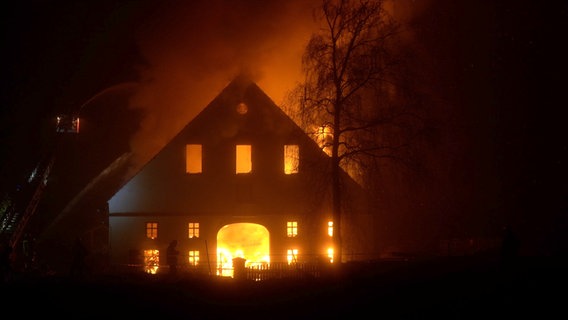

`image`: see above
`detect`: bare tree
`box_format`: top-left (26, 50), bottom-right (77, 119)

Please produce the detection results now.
top-left (286, 0), bottom-right (426, 262)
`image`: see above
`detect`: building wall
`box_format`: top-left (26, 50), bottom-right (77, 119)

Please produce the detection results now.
top-left (108, 79), bottom-right (373, 271)
top-left (109, 213), bottom-right (337, 271)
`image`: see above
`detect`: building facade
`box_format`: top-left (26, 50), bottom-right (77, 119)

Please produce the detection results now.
top-left (108, 76), bottom-right (373, 276)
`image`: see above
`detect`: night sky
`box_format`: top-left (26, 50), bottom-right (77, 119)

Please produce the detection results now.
top-left (1, 0), bottom-right (566, 256)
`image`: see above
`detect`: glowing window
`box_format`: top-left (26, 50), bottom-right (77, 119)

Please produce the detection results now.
top-left (189, 250), bottom-right (200, 266)
top-left (144, 249), bottom-right (159, 274)
top-left (327, 247), bottom-right (334, 263)
top-left (328, 221), bottom-right (333, 237)
top-left (284, 144), bottom-right (299, 174)
top-left (316, 125), bottom-right (333, 155)
top-left (287, 221), bottom-right (298, 237)
top-left (188, 222), bottom-right (200, 238)
top-left (236, 145), bottom-right (252, 173)
top-left (146, 222), bottom-right (158, 239)
top-left (287, 249), bottom-right (299, 264)
top-left (185, 144), bottom-right (202, 174)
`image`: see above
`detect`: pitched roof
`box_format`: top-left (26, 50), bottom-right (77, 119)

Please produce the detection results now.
top-left (106, 75), bottom-right (337, 214)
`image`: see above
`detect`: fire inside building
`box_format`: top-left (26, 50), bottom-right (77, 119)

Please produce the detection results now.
top-left (1, 76), bottom-right (374, 279)
top-left (107, 76), bottom-right (373, 277)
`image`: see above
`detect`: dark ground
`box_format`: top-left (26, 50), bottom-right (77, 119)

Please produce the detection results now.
top-left (2, 256), bottom-right (566, 319)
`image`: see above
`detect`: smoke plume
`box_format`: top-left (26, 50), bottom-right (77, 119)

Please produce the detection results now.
top-left (125, 0), bottom-right (320, 172)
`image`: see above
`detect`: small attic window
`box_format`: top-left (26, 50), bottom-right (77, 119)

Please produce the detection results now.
top-left (236, 102), bottom-right (248, 115)
top-left (284, 144), bottom-right (299, 174)
top-left (236, 145), bottom-right (252, 173)
top-left (185, 144), bottom-right (202, 174)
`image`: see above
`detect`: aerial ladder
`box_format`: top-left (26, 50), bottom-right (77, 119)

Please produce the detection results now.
top-left (0, 114), bottom-right (79, 264)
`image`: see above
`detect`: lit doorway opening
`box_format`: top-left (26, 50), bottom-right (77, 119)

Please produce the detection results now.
top-left (216, 223), bottom-right (270, 277)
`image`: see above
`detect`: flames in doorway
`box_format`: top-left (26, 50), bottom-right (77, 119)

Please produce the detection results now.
top-left (216, 223), bottom-right (270, 277)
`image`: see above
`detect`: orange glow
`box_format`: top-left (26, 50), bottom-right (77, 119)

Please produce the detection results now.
top-left (236, 145), bottom-right (252, 173)
top-left (144, 249), bottom-right (159, 274)
top-left (216, 223), bottom-right (270, 277)
top-left (188, 250), bottom-right (199, 266)
top-left (327, 248), bottom-right (334, 263)
top-left (188, 222), bottom-right (199, 238)
top-left (284, 144), bottom-right (299, 174)
top-left (287, 248), bottom-right (299, 264)
top-left (287, 221), bottom-right (298, 237)
top-left (185, 144), bottom-right (202, 173)
top-left (328, 221), bottom-right (333, 237)
top-left (315, 125), bottom-right (333, 155)
top-left (146, 222), bottom-right (158, 239)
top-left (236, 102), bottom-right (248, 114)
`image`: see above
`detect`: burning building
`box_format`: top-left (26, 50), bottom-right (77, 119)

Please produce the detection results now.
top-left (107, 76), bottom-right (374, 276)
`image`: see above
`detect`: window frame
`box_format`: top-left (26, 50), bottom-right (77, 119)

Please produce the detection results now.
top-left (236, 144), bottom-right (252, 174)
top-left (188, 250), bottom-right (200, 266)
top-left (284, 144), bottom-right (299, 174)
top-left (185, 144), bottom-right (203, 174)
top-left (287, 248), bottom-right (299, 264)
top-left (287, 221), bottom-right (298, 237)
top-left (188, 222), bottom-right (200, 239)
top-left (146, 222), bottom-right (158, 240)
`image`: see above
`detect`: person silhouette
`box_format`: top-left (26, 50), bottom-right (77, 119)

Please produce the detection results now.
top-left (166, 240), bottom-right (179, 275)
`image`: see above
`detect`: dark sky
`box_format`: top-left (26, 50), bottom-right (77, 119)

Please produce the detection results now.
top-left (1, 0), bottom-right (566, 255)
top-left (482, 0), bottom-right (567, 254)
top-left (1, 0), bottom-right (319, 181)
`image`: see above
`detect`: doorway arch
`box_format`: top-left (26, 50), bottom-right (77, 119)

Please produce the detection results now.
top-left (216, 223), bottom-right (270, 277)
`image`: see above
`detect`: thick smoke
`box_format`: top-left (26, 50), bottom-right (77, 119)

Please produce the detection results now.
top-left (125, 0), bottom-right (320, 172)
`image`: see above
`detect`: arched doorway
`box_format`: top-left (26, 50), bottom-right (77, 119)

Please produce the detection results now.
top-left (216, 223), bottom-right (269, 277)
